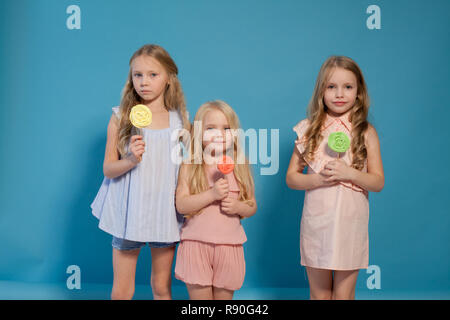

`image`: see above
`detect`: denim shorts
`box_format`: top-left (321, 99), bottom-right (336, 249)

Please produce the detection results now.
top-left (112, 236), bottom-right (178, 251)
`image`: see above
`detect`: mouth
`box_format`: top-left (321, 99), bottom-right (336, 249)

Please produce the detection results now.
top-left (333, 101), bottom-right (347, 106)
top-left (140, 90), bottom-right (151, 94)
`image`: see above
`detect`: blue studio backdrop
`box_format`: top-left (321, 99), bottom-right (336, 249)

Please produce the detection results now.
top-left (0, 0), bottom-right (449, 299)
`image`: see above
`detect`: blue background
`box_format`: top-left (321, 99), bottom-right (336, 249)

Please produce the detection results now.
top-left (1, 0), bottom-right (449, 298)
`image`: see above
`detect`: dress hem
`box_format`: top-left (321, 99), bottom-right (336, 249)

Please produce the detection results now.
top-left (301, 261), bottom-right (368, 271)
top-left (174, 273), bottom-right (242, 291)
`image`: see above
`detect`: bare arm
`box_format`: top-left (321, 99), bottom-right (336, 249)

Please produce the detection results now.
top-left (231, 196), bottom-right (257, 218)
top-left (285, 145), bottom-right (336, 190)
top-left (102, 114), bottom-right (144, 179)
top-left (221, 184), bottom-right (257, 218)
top-left (348, 125), bottom-right (384, 192)
top-left (175, 164), bottom-right (224, 215)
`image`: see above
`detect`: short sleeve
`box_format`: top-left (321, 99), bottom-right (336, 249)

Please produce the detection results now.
top-left (293, 119), bottom-right (310, 154)
top-left (112, 106), bottom-right (121, 120)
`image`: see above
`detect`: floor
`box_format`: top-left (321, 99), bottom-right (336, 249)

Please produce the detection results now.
top-left (0, 281), bottom-right (448, 300)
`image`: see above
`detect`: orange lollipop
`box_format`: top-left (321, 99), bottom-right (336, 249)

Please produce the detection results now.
top-left (217, 155), bottom-right (234, 174)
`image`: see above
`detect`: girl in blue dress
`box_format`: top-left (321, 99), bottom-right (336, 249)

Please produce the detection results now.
top-left (91, 44), bottom-right (190, 299)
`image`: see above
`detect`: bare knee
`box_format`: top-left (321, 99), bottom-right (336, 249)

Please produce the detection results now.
top-left (332, 289), bottom-right (355, 300)
top-left (111, 284), bottom-right (135, 300)
top-left (151, 275), bottom-right (171, 299)
top-left (310, 290), bottom-right (332, 300)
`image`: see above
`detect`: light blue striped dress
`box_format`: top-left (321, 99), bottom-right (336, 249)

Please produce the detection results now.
top-left (90, 106), bottom-right (185, 242)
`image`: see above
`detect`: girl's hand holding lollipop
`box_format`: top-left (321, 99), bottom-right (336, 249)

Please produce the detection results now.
top-left (322, 132), bottom-right (354, 182)
top-left (129, 104), bottom-right (152, 163)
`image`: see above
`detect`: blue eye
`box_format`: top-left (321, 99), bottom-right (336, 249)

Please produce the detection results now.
top-left (327, 85), bottom-right (334, 89)
top-left (134, 73), bottom-right (142, 77)
top-left (151, 73), bottom-right (157, 77)
top-left (346, 85), bottom-right (353, 89)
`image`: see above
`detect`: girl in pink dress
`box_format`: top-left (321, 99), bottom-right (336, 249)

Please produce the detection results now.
top-left (175, 100), bottom-right (257, 300)
top-left (286, 56), bottom-right (385, 300)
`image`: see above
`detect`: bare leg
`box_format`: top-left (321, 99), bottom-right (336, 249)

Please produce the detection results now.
top-left (111, 248), bottom-right (140, 300)
top-left (186, 284), bottom-right (214, 300)
top-left (305, 266), bottom-right (333, 300)
top-left (150, 246), bottom-right (176, 300)
top-left (332, 269), bottom-right (359, 300)
top-left (213, 287), bottom-right (234, 300)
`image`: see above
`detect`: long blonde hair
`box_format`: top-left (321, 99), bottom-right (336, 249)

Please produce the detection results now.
top-left (303, 56), bottom-right (369, 170)
top-left (117, 44), bottom-right (191, 157)
top-left (185, 100), bottom-right (255, 216)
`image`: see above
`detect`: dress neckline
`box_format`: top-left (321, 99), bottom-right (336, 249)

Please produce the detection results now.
top-left (142, 111), bottom-right (172, 131)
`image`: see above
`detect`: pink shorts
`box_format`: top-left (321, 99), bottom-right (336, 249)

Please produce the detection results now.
top-left (175, 240), bottom-right (245, 291)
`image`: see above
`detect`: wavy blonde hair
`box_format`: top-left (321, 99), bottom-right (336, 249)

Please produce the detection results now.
top-left (116, 44), bottom-right (191, 157)
top-left (302, 56), bottom-right (369, 170)
top-left (185, 100), bottom-right (255, 217)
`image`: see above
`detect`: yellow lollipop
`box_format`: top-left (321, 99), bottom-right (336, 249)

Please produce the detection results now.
top-left (129, 104), bottom-right (152, 128)
top-left (129, 104), bottom-right (152, 162)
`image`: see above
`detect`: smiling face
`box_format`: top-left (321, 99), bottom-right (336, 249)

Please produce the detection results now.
top-left (131, 55), bottom-right (169, 104)
top-left (323, 67), bottom-right (358, 117)
top-left (202, 109), bottom-right (234, 157)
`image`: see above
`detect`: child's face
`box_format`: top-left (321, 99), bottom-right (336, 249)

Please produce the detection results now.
top-left (131, 55), bottom-right (169, 104)
top-left (323, 67), bottom-right (358, 117)
top-left (202, 109), bottom-right (234, 156)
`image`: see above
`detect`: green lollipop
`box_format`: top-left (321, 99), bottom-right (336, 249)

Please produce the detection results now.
top-left (328, 132), bottom-right (350, 157)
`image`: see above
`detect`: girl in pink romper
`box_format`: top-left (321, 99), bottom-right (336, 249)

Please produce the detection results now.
top-left (175, 100), bottom-right (257, 300)
top-left (286, 56), bottom-right (384, 300)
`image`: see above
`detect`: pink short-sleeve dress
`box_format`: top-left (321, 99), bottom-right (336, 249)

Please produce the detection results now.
top-left (293, 113), bottom-right (369, 271)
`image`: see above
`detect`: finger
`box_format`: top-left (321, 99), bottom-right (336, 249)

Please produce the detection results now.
top-left (134, 141), bottom-right (145, 146)
top-left (135, 148), bottom-right (145, 155)
top-left (131, 135), bottom-right (143, 143)
top-left (325, 162), bottom-right (335, 169)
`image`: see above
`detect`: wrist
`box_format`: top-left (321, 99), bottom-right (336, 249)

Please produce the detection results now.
top-left (313, 173), bottom-right (323, 188)
top-left (237, 200), bottom-right (255, 218)
top-left (207, 188), bottom-right (218, 202)
top-left (124, 154), bottom-right (139, 167)
top-left (349, 167), bottom-right (359, 184)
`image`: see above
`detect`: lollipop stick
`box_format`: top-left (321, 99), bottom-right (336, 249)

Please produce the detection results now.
top-left (131, 126), bottom-right (143, 162)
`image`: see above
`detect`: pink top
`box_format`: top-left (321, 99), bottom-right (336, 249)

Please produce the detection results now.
top-left (293, 112), bottom-right (370, 270)
top-left (180, 165), bottom-right (247, 245)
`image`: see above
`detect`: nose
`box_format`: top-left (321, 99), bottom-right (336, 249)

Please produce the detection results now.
top-left (335, 86), bottom-right (344, 98)
top-left (215, 130), bottom-right (225, 140)
top-left (140, 75), bottom-right (150, 87)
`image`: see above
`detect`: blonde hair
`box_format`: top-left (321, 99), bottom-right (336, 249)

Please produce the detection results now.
top-left (117, 44), bottom-right (191, 157)
top-left (302, 56), bottom-right (370, 170)
top-left (185, 100), bottom-right (255, 216)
